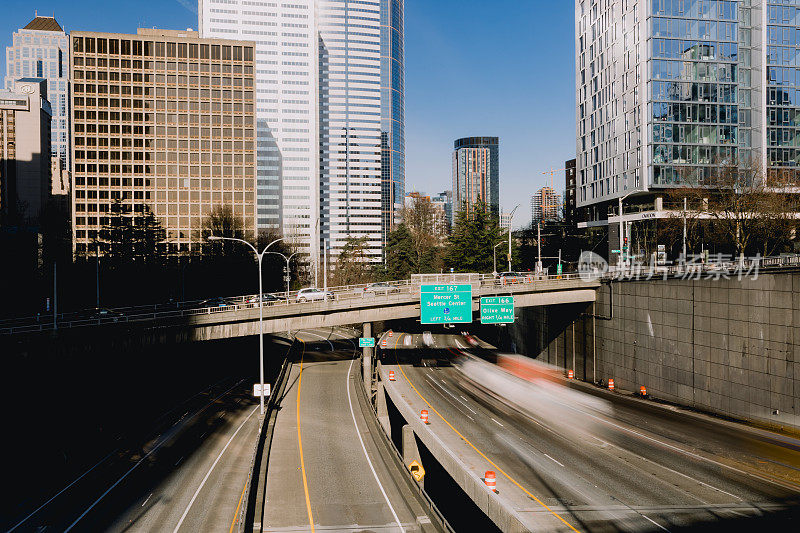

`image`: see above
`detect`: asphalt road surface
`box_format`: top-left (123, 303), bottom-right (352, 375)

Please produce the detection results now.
top-left (6, 377), bottom-right (261, 532)
top-left (259, 331), bottom-right (435, 532)
top-left (383, 332), bottom-right (800, 532)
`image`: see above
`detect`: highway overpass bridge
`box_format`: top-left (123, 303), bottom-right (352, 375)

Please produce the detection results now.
top-left (0, 273), bottom-right (599, 342)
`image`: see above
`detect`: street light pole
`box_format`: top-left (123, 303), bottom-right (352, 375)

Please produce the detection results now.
top-left (207, 235), bottom-right (284, 415)
top-left (266, 250), bottom-right (299, 304)
top-left (493, 241), bottom-right (504, 275)
top-left (507, 204), bottom-right (520, 272)
top-left (619, 191), bottom-right (634, 269)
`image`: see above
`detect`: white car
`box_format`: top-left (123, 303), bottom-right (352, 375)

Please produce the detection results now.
top-left (296, 288), bottom-right (335, 303)
top-left (422, 331), bottom-right (434, 347)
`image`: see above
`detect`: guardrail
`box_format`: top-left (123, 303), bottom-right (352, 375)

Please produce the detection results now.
top-left (0, 273), bottom-right (592, 335)
top-left (600, 253), bottom-right (800, 281)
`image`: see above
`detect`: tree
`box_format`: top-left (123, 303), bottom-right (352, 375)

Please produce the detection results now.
top-left (99, 198), bottom-right (166, 265)
top-left (330, 235), bottom-right (373, 286)
top-left (384, 223), bottom-right (415, 280)
top-left (670, 159), bottom-right (798, 259)
top-left (444, 200), bottom-right (506, 273)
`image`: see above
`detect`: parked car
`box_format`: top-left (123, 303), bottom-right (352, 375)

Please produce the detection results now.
top-left (200, 297), bottom-right (232, 308)
top-left (246, 293), bottom-right (280, 305)
top-left (296, 288), bottom-right (335, 303)
top-left (362, 282), bottom-right (400, 296)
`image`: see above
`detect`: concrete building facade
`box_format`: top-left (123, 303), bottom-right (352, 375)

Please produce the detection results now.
top-left (0, 78), bottom-right (51, 225)
top-left (69, 29), bottom-right (256, 255)
top-left (5, 16), bottom-right (71, 173)
top-left (452, 136), bottom-right (499, 225)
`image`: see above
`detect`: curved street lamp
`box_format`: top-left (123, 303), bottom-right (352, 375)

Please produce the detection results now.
top-left (207, 235), bottom-right (284, 415)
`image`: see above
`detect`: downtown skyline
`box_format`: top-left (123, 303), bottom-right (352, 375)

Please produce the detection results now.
top-left (0, 0), bottom-right (576, 230)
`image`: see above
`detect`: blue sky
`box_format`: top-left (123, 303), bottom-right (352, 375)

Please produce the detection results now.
top-left (2, 0), bottom-right (575, 228)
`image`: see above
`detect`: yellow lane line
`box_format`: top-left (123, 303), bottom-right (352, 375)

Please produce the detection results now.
top-left (296, 339), bottom-right (315, 533)
top-left (391, 334), bottom-right (580, 533)
top-left (228, 477), bottom-right (248, 533)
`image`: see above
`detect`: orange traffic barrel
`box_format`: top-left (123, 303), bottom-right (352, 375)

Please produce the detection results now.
top-left (388, 330), bottom-right (393, 337)
top-left (640, 385), bottom-right (647, 396)
top-left (567, 369), bottom-right (574, 379)
top-left (388, 370), bottom-right (396, 381)
top-left (420, 409), bottom-right (429, 424)
top-left (608, 378), bottom-right (615, 391)
top-left (485, 471), bottom-right (497, 492)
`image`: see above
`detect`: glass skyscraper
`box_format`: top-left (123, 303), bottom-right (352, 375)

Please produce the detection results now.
top-left (199, 0), bottom-right (405, 265)
top-left (5, 16), bottom-right (71, 171)
top-left (573, 1), bottom-right (800, 260)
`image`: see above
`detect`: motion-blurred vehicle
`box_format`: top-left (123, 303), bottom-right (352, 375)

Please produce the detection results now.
top-left (246, 293), bottom-right (280, 305)
top-left (296, 287), bottom-right (335, 303)
top-left (200, 297), bottom-right (232, 308)
top-left (422, 331), bottom-right (434, 347)
top-left (362, 282), bottom-right (400, 296)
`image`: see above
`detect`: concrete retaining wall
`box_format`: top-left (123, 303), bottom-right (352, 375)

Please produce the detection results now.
top-left (506, 272), bottom-right (800, 430)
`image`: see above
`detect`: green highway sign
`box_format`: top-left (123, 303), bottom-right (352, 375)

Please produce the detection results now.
top-left (556, 264), bottom-right (563, 275)
top-left (480, 296), bottom-right (515, 324)
top-left (420, 284), bottom-right (473, 324)
top-left (359, 337), bottom-right (375, 348)
top-left (611, 249), bottom-right (621, 254)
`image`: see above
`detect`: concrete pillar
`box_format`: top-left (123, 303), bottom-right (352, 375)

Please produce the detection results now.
top-left (363, 322), bottom-right (372, 389)
top-left (402, 424), bottom-right (424, 489)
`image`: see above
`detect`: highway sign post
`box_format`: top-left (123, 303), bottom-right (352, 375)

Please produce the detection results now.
top-left (359, 337), bottom-right (375, 348)
top-left (253, 383), bottom-right (271, 397)
top-left (480, 296), bottom-right (515, 324)
top-left (420, 284), bottom-right (473, 324)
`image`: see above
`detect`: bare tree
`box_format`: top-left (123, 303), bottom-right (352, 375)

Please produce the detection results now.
top-left (401, 196), bottom-right (440, 273)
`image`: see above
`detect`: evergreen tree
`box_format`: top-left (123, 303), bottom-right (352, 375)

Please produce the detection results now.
top-left (444, 199), bottom-right (506, 273)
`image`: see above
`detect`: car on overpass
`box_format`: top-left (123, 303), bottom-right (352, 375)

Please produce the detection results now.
top-left (495, 271), bottom-right (529, 285)
top-left (246, 293), bottom-right (281, 305)
top-left (362, 282), bottom-right (401, 296)
top-left (199, 297), bottom-right (233, 309)
top-left (296, 287), bottom-right (335, 303)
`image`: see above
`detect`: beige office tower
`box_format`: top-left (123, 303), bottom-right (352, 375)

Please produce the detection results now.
top-left (70, 28), bottom-right (256, 255)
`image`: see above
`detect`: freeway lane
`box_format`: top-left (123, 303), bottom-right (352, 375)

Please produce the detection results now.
top-left (260, 333), bottom-right (436, 532)
top-left (383, 336), bottom-right (800, 531)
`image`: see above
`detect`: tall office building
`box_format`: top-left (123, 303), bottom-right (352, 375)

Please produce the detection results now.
top-left (531, 186), bottom-right (561, 222)
top-left (70, 29), bottom-right (256, 256)
top-left (0, 78), bottom-right (52, 225)
top-left (452, 136), bottom-right (499, 225)
top-left (199, 0), bottom-right (405, 265)
top-left (573, 1), bottom-right (790, 259)
top-left (5, 16), bottom-right (71, 172)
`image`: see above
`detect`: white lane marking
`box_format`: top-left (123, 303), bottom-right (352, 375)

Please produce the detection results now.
top-left (347, 359), bottom-right (405, 532)
top-left (544, 453), bottom-right (565, 468)
top-left (425, 376), bottom-right (477, 414)
top-left (174, 457), bottom-right (184, 467)
top-left (454, 339), bottom-right (467, 349)
top-left (491, 417), bottom-right (504, 427)
top-left (575, 403), bottom-right (788, 492)
top-left (173, 404), bottom-right (259, 532)
top-left (296, 330), bottom-right (334, 351)
top-left (7, 449), bottom-right (118, 532)
top-left (141, 493), bottom-right (152, 507)
top-left (641, 514), bottom-right (671, 532)
top-left (64, 381), bottom-right (243, 532)
top-left (423, 376), bottom-right (475, 422)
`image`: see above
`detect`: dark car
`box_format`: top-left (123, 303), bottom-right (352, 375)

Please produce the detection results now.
top-left (200, 297), bottom-right (232, 309)
top-left (247, 293), bottom-right (281, 305)
top-left (86, 307), bottom-right (123, 322)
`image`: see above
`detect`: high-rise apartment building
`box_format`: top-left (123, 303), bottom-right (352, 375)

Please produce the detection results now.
top-left (5, 16), bottom-right (71, 172)
top-left (199, 0), bottom-right (405, 265)
top-left (531, 186), bottom-right (561, 223)
top-left (564, 158), bottom-right (577, 225)
top-left (70, 29), bottom-right (256, 255)
top-left (573, 1), bottom-right (792, 259)
top-left (452, 136), bottom-right (499, 225)
top-left (0, 78), bottom-right (52, 225)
